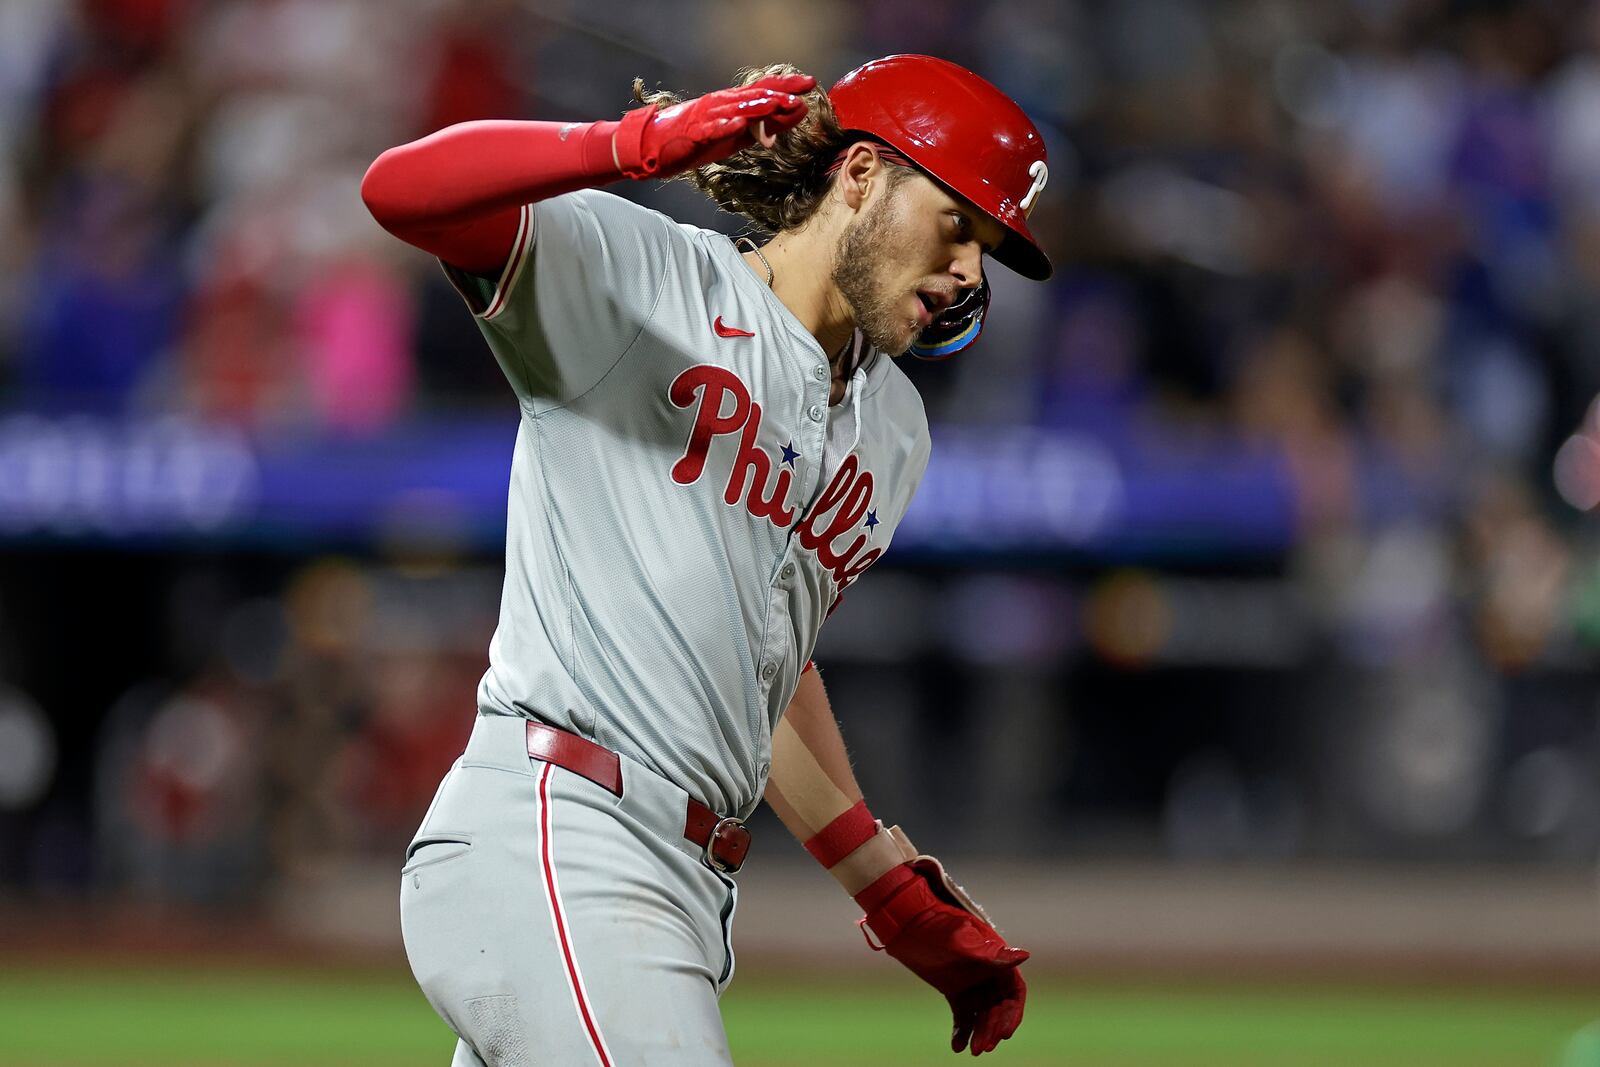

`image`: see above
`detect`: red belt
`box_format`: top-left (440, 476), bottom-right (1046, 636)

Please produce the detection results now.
top-left (525, 720), bottom-right (751, 874)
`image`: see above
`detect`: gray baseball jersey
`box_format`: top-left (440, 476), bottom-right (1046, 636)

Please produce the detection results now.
top-left (442, 189), bottom-right (932, 819)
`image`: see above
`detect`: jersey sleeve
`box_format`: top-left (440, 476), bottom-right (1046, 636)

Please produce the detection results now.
top-left (440, 188), bottom-right (680, 411)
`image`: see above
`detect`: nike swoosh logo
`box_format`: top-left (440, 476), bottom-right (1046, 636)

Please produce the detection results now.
top-left (713, 316), bottom-right (755, 338)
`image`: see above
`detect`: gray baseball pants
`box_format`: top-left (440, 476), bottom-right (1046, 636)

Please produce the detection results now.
top-left (400, 712), bottom-right (740, 1066)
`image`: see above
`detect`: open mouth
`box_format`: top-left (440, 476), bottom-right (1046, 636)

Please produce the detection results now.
top-left (915, 291), bottom-right (937, 326)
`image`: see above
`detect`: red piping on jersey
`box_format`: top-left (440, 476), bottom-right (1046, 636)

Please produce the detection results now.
top-left (537, 764), bottom-right (615, 1067)
top-left (481, 204), bottom-right (531, 320)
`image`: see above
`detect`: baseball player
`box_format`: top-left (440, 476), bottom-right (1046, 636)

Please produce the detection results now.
top-left (361, 54), bottom-right (1050, 1064)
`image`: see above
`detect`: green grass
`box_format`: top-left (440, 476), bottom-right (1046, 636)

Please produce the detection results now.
top-left (725, 978), bottom-right (1599, 1066)
top-left (0, 964), bottom-right (1593, 1066)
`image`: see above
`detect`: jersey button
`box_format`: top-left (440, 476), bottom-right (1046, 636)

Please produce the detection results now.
top-left (760, 661), bottom-right (777, 681)
top-left (808, 403), bottom-right (825, 422)
top-left (812, 364), bottom-right (828, 382)
top-left (780, 562), bottom-right (796, 581)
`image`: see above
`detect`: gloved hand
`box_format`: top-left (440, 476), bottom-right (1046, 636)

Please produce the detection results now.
top-left (613, 73), bottom-right (815, 181)
top-left (859, 855), bottom-right (1029, 1056)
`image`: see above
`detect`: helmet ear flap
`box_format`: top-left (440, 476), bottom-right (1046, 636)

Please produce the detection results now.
top-left (909, 277), bottom-right (990, 360)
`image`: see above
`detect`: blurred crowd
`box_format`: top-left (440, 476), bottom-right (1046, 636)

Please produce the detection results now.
top-left (2, 0), bottom-right (1597, 448)
top-left (0, 556), bottom-right (495, 900)
top-left (3, 0), bottom-right (1600, 899)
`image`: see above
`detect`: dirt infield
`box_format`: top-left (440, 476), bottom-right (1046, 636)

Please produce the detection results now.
top-left (4, 860), bottom-right (1596, 988)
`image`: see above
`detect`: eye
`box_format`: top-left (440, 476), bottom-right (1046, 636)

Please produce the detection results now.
top-left (951, 212), bottom-right (993, 254)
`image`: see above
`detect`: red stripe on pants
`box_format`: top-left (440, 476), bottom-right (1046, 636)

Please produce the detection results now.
top-left (537, 763), bottom-right (614, 1067)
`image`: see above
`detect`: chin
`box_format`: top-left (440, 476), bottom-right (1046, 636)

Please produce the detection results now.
top-left (855, 318), bottom-right (911, 357)
top-left (894, 320), bottom-right (927, 356)
top-left (874, 333), bottom-right (914, 358)
top-left (848, 289), bottom-right (920, 356)
top-left (875, 313), bottom-right (923, 356)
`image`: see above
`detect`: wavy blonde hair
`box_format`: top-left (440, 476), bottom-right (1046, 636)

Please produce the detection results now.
top-left (632, 63), bottom-right (852, 234)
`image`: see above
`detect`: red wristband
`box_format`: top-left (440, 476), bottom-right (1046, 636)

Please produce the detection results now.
top-left (803, 800), bottom-right (878, 868)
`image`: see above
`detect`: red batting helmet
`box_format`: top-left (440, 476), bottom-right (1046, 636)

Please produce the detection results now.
top-left (829, 54), bottom-right (1053, 282)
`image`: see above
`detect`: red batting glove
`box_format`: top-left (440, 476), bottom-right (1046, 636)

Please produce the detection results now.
top-left (858, 861), bottom-right (1029, 1056)
top-left (613, 73), bottom-right (815, 181)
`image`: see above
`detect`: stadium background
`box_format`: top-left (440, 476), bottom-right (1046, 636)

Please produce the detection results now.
top-left (1, 0), bottom-right (1599, 1063)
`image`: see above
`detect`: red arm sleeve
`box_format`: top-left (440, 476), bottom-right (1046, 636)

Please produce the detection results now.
top-left (360, 118), bottom-right (625, 276)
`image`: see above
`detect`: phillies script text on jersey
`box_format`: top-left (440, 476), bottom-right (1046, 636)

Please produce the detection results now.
top-left (669, 364), bottom-right (883, 595)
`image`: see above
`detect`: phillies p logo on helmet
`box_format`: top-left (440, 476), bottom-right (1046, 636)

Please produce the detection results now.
top-left (1020, 161), bottom-right (1048, 218)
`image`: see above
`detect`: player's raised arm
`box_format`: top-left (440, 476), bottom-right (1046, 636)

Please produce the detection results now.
top-left (359, 74), bottom-right (814, 275)
top-left (766, 666), bottom-right (1029, 1057)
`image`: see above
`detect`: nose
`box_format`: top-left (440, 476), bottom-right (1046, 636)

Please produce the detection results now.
top-left (951, 243), bottom-right (984, 288)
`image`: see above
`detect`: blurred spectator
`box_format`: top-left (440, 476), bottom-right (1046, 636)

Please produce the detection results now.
top-left (97, 672), bottom-right (271, 903)
top-left (18, 174), bottom-right (185, 410)
top-left (416, 0), bottom-right (527, 135)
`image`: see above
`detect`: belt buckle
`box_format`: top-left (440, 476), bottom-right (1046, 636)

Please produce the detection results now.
top-left (703, 816), bottom-right (748, 874)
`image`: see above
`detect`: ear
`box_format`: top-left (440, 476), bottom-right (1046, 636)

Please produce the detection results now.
top-left (837, 142), bottom-right (884, 213)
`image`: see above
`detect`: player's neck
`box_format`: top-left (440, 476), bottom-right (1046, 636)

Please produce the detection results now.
top-left (741, 235), bottom-right (856, 360)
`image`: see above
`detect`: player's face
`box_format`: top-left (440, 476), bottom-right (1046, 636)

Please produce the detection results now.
top-left (831, 169), bottom-right (1006, 356)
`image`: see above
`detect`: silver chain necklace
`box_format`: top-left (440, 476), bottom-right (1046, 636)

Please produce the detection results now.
top-left (735, 235), bottom-right (850, 368)
top-left (734, 236), bottom-right (774, 288)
